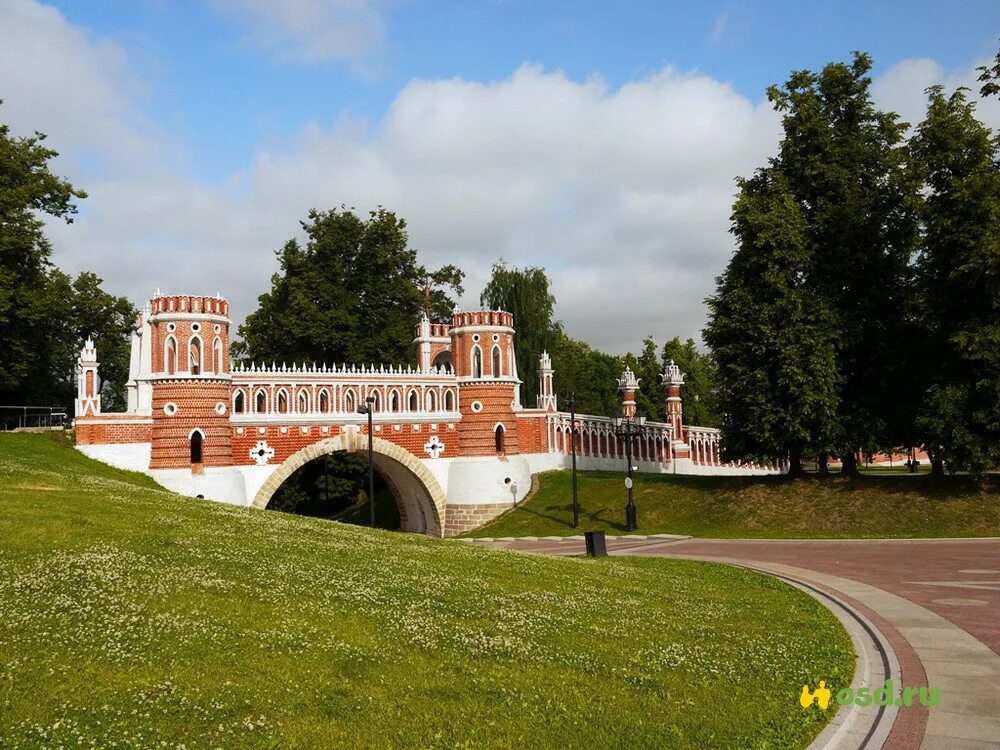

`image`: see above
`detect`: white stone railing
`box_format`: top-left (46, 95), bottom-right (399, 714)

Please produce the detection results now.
top-left (545, 413), bottom-right (675, 464)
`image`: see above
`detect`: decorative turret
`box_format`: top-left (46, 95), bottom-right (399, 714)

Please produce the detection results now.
top-left (450, 310), bottom-right (521, 455)
top-left (618, 366), bottom-right (639, 419)
top-left (662, 360), bottom-right (685, 436)
top-left (537, 350), bottom-right (557, 412)
top-left (413, 313), bottom-right (452, 372)
top-left (75, 338), bottom-right (101, 417)
top-left (147, 292), bottom-right (233, 471)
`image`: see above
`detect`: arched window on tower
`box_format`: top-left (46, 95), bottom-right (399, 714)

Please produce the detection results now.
top-left (233, 390), bottom-right (245, 414)
top-left (190, 430), bottom-right (203, 464)
top-left (189, 336), bottom-right (202, 375)
top-left (432, 351), bottom-right (452, 370)
top-left (408, 390), bottom-right (418, 412)
top-left (445, 390), bottom-right (455, 411)
top-left (492, 346), bottom-right (502, 378)
top-left (495, 424), bottom-right (505, 454)
top-left (213, 337), bottom-right (223, 372)
top-left (472, 346), bottom-right (483, 378)
top-left (255, 390), bottom-right (267, 413)
top-left (165, 336), bottom-right (177, 375)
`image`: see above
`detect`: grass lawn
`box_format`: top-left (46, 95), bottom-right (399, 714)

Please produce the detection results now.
top-left (466, 470), bottom-right (1000, 539)
top-left (0, 433), bottom-right (853, 749)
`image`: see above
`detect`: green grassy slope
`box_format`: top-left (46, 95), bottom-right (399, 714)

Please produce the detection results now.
top-left (467, 470), bottom-right (1000, 539)
top-left (0, 434), bottom-right (853, 749)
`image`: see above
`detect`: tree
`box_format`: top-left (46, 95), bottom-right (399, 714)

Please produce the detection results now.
top-left (0, 105), bottom-right (87, 406)
top-left (977, 40), bottom-right (1000, 99)
top-left (628, 336), bottom-right (665, 422)
top-left (70, 272), bottom-right (138, 411)
top-left (480, 260), bottom-right (556, 407)
top-left (765, 53), bottom-right (921, 473)
top-left (910, 86), bottom-right (1000, 478)
top-left (547, 330), bottom-right (623, 418)
top-left (237, 207), bottom-right (463, 366)
top-left (705, 170), bottom-right (841, 476)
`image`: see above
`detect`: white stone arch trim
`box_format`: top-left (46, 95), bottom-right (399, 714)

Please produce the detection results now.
top-left (250, 434), bottom-right (446, 537)
top-left (212, 336), bottom-right (223, 372)
top-left (188, 334), bottom-right (204, 373)
top-left (164, 334), bottom-right (178, 374)
top-left (491, 344), bottom-right (502, 377)
top-left (388, 387), bottom-right (401, 412)
top-left (471, 344), bottom-right (483, 379)
top-left (317, 387), bottom-right (331, 413)
top-left (275, 386), bottom-right (290, 414)
top-left (296, 388), bottom-right (310, 413)
top-left (232, 387), bottom-right (248, 413)
top-left (426, 389), bottom-right (437, 411)
top-left (187, 427), bottom-right (206, 439)
top-left (406, 388), bottom-right (419, 412)
top-left (252, 387), bottom-right (268, 414)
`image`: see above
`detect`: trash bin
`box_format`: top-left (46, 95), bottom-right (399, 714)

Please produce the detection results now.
top-left (584, 530), bottom-right (607, 557)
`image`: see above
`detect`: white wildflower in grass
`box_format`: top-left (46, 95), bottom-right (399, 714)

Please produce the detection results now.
top-left (0, 434), bottom-right (854, 749)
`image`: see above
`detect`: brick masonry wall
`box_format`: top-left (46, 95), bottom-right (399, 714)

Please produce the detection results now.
top-left (457, 383), bottom-right (520, 456)
top-left (515, 414), bottom-right (547, 454)
top-left (75, 420), bottom-right (152, 445)
top-left (231, 422), bottom-right (459, 466)
top-left (444, 501), bottom-right (514, 536)
top-left (150, 380), bottom-right (232, 469)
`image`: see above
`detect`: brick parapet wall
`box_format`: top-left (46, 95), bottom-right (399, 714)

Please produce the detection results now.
top-left (75, 419), bottom-right (152, 445)
top-left (232, 422), bottom-right (457, 466)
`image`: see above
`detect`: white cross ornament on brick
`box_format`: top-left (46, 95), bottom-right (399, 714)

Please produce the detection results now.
top-left (423, 435), bottom-right (445, 459)
top-left (250, 440), bottom-right (275, 465)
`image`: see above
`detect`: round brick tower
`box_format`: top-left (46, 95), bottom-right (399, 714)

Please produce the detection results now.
top-left (451, 310), bottom-right (521, 456)
top-left (148, 294), bottom-right (232, 471)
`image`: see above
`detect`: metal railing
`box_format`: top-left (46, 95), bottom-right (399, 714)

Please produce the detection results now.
top-left (0, 406), bottom-right (70, 431)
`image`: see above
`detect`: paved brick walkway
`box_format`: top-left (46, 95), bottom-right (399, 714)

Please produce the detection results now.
top-left (474, 536), bottom-right (1000, 749)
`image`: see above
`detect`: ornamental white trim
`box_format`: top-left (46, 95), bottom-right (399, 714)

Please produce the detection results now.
top-left (249, 440), bottom-right (275, 465)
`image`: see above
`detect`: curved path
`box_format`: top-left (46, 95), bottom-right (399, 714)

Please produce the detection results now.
top-left (472, 536), bottom-right (1000, 749)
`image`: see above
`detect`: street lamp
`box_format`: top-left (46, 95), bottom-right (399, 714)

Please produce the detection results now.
top-left (613, 412), bottom-right (646, 532)
top-left (357, 395), bottom-right (376, 528)
top-left (565, 391), bottom-right (579, 528)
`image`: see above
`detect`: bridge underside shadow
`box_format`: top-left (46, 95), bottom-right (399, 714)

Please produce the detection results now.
top-left (250, 434), bottom-right (446, 537)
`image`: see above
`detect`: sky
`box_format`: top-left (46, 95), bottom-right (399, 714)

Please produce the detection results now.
top-left (2, 0), bottom-right (999, 355)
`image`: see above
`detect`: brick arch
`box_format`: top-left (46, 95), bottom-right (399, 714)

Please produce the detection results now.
top-left (250, 433), bottom-right (446, 537)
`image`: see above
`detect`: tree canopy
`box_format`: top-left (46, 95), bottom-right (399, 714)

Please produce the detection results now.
top-left (236, 207), bottom-right (463, 366)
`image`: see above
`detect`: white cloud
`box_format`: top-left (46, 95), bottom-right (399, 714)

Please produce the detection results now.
top-left (3, 1), bottom-right (997, 359)
top-left (210, 0), bottom-right (386, 71)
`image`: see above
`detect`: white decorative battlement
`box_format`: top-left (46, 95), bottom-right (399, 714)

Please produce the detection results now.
top-left (79, 337), bottom-right (98, 364)
top-left (662, 360), bottom-right (685, 387)
top-left (232, 361), bottom-right (454, 378)
top-left (617, 366), bottom-right (640, 392)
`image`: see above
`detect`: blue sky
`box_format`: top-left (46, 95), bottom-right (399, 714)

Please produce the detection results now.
top-left (51, 1), bottom-right (1000, 182)
top-left (2, 1), bottom-right (999, 352)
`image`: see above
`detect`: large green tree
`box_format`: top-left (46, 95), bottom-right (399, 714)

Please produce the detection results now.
top-left (479, 260), bottom-right (556, 407)
top-left (910, 86), bottom-right (1000, 477)
top-left (763, 53), bottom-right (921, 473)
top-left (705, 170), bottom-right (841, 476)
top-left (0, 108), bottom-right (137, 410)
top-left (237, 207), bottom-right (463, 366)
top-left (547, 330), bottom-right (623, 417)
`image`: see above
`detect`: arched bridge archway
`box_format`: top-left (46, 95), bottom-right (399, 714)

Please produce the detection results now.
top-left (251, 433), bottom-right (446, 537)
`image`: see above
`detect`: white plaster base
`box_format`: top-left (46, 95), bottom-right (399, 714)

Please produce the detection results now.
top-left (147, 467), bottom-right (249, 505)
top-left (444, 455), bottom-right (532, 506)
top-left (76, 443), bottom-right (151, 473)
top-left (521, 452), bottom-right (783, 477)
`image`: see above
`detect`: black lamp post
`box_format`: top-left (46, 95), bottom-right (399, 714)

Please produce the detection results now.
top-left (566, 391), bottom-right (579, 528)
top-left (357, 395), bottom-right (376, 528)
top-left (613, 412), bottom-right (646, 532)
